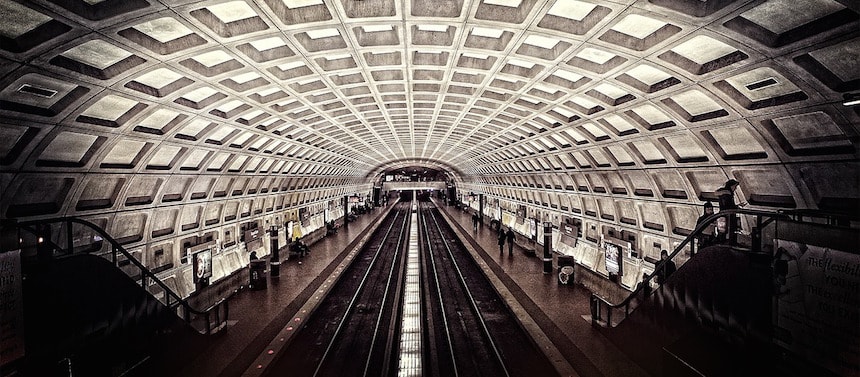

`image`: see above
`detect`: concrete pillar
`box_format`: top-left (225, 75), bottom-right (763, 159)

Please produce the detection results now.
top-left (343, 195), bottom-right (349, 226)
top-left (478, 193), bottom-right (484, 223)
top-left (543, 222), bottom-right (553, 274)
top-left (269, 225), bottom-right (279, 277)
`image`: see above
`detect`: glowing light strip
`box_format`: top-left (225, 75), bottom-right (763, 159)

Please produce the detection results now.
top-left (398, 199), bottom-right (422, 376)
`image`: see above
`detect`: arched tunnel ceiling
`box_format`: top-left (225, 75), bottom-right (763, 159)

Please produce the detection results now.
top-left (0, 0), bottom-right (859, 220)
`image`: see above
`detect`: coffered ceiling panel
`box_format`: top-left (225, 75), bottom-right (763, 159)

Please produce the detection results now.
top-left (0, 0), bottom-right (857, 219)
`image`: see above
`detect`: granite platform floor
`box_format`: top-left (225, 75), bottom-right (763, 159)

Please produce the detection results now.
top-left (140, 207), bottom-right (387, 377)
top-left (437, 202), bottom-right (649, 377)
top-left (146, 200), bottom-right (650, 377)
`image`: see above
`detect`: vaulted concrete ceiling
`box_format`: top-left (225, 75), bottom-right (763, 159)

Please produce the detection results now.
top-left (0, 0), bottom-right (858, 221)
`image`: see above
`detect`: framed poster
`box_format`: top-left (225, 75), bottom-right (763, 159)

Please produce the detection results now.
top-left (560, 222), bottom-right (578, 247)
top-left (603, 239), bottom-right (622, 276)
top-left (244, 228), bottom-right (263, 252)
top-left (192, 249), bottom-right (213, 284)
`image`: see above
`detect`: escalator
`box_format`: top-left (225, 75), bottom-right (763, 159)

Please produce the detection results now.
top-left (20, 254), bottom-right (195, 376)
top-left (601, 245), bottom-right (783, 376)
top-left (587, 209), bottom-right (858, 377)
top-left (1, 217), bottom-right (234, 377)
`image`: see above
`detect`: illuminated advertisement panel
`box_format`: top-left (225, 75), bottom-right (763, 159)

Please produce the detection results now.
top-left (193, 249), bottom-right (213, 283)
top-left (603, 241), bottom-right (622, 276)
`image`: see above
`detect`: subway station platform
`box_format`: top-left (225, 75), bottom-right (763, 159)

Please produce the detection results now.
top-left (437, 202), bottom-right (648, 377)
top-left (140, 201), bottom-right (648, 377)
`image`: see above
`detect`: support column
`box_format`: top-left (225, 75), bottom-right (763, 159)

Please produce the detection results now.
top-left (543, 222), bottom-right (553, 274)
top-left (269, 225), bottom-right (279, 277)
top-left (343, 195), bottom-right (349, 226)
top-left (478, 194), bottom-right (484, 223)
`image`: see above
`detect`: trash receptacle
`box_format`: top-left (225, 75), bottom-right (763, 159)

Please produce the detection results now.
top-left (249, 259), bottom-right (267, 290)
top-left (557, 255), bottom-right (575, 285)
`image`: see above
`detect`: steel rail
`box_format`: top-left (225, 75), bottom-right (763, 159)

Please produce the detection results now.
top-left (312, 205), bottom-right (409, 377)
top-left (363, 203), bottom-right (411, 377)
top-left (419, 202), bottom-right (460, 377)
top-left (426, 203), bottom-right (511, 377)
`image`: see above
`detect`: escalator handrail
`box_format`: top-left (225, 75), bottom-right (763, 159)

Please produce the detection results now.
top-left (599, 208), bottom-right (791, 310)
top-left (8, 216), bottom-right (215, 317)
top-left (778, 208), bottom-right (860, 224)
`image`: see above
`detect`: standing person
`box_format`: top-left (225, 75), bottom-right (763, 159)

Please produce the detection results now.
top-left (636, 273), bottom-right (652, 297)
top-left (506, 227), bottom-right (515, 255)
top-left (472, 211), bottom-right (479, 231)
top-left (695, 201), bottom-right (715, 252)
top-left (497, 229), bottom-right (506, 254)
top-left (715, 179), bottom-right (746, 245)
top-left (656, 249), bottom-right (676, 285)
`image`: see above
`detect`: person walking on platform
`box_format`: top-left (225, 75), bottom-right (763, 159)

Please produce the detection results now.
top-left (506, 228), bottom-right (515, 255)
top-left (497, 229), bottom-right (506, 254)
top-left (472, 211), bottom-right (480, 231)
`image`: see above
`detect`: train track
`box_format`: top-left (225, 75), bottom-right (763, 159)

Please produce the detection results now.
top-left (419, 201), bottom-right (557, 377)
top-left (265, 202), bottom-right (411, 377)
top-left (263, 198), bottom-right (558, 377)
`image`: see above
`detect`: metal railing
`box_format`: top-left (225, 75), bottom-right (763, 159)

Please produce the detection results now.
top-left (589, 208), bottom-right (795, 328)
top-left (3, 217), bottom-right (231, 335)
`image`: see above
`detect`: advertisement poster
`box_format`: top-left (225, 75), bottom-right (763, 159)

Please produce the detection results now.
top-left (0, 250), bottom-right (24, 367)
top-left (560, 223), bottom-right (578, 247)
top-left (193, 249), bottom-right (213, 284)
top-left (244, 228), bottom-right (262, 252)
top-left (773, 239), bottom-right (859, 376)
top-left (603, 240), bottom-right (621, 276)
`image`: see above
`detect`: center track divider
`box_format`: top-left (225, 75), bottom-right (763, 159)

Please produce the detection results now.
top-left (241, 202), bottom-right (400, 377)
top-left (431, 198), bottom-right (578, 377)
top-left (396, 200), bottom-right (423, 376)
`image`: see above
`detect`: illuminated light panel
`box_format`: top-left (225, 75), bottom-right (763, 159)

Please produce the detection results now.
top-left (576, 47), bottom-right (615, 64)
top-left (416, 24), bottom-right (449, 32)
top-left (610, 14), bottom-right (668, 39)
top-left (231, 72), bottom-right (262, 84)
top-left (547, 0), bottom-right (597, 21)
top-left (553, 69), bottom-right (584, 81)
top-left (484, 0), bottom-right (522, 7)
top-left (306, 28), bottom-right (340, 39)
top-left (362, 25), bottom-right (393, 33)
top-left (249, 36), bottom-right (287, 51)
top-left (132, 17), bottom-right (194, 43)
top-left (524, 34), bottom-right (560, 49)
top-left (462, 52), bottom-right (491, 60)
top-left (283, 0), bottom-right (324, 9)
top-left (192, 50), bottom-right (234, 67)
top-left (670, 35), bottom-right (738, 65)
top-left (471, 26), bottom-right (505, 38)
top-left (60, 40), bottom-right (132, 70)
top-left (276, 61), bottom-right (306, 70)
top-left (508, 58), bottom-right (536, 69)
top-left (0, 1), bottom-right (52, 38)
top-left (134, 68), bottom-right (184, 88)
top-left (206, 1), bottom-right (259, 23)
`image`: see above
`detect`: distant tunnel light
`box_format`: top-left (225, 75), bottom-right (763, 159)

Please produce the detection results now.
top-left (843, 93), bottom-right (860, 107)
